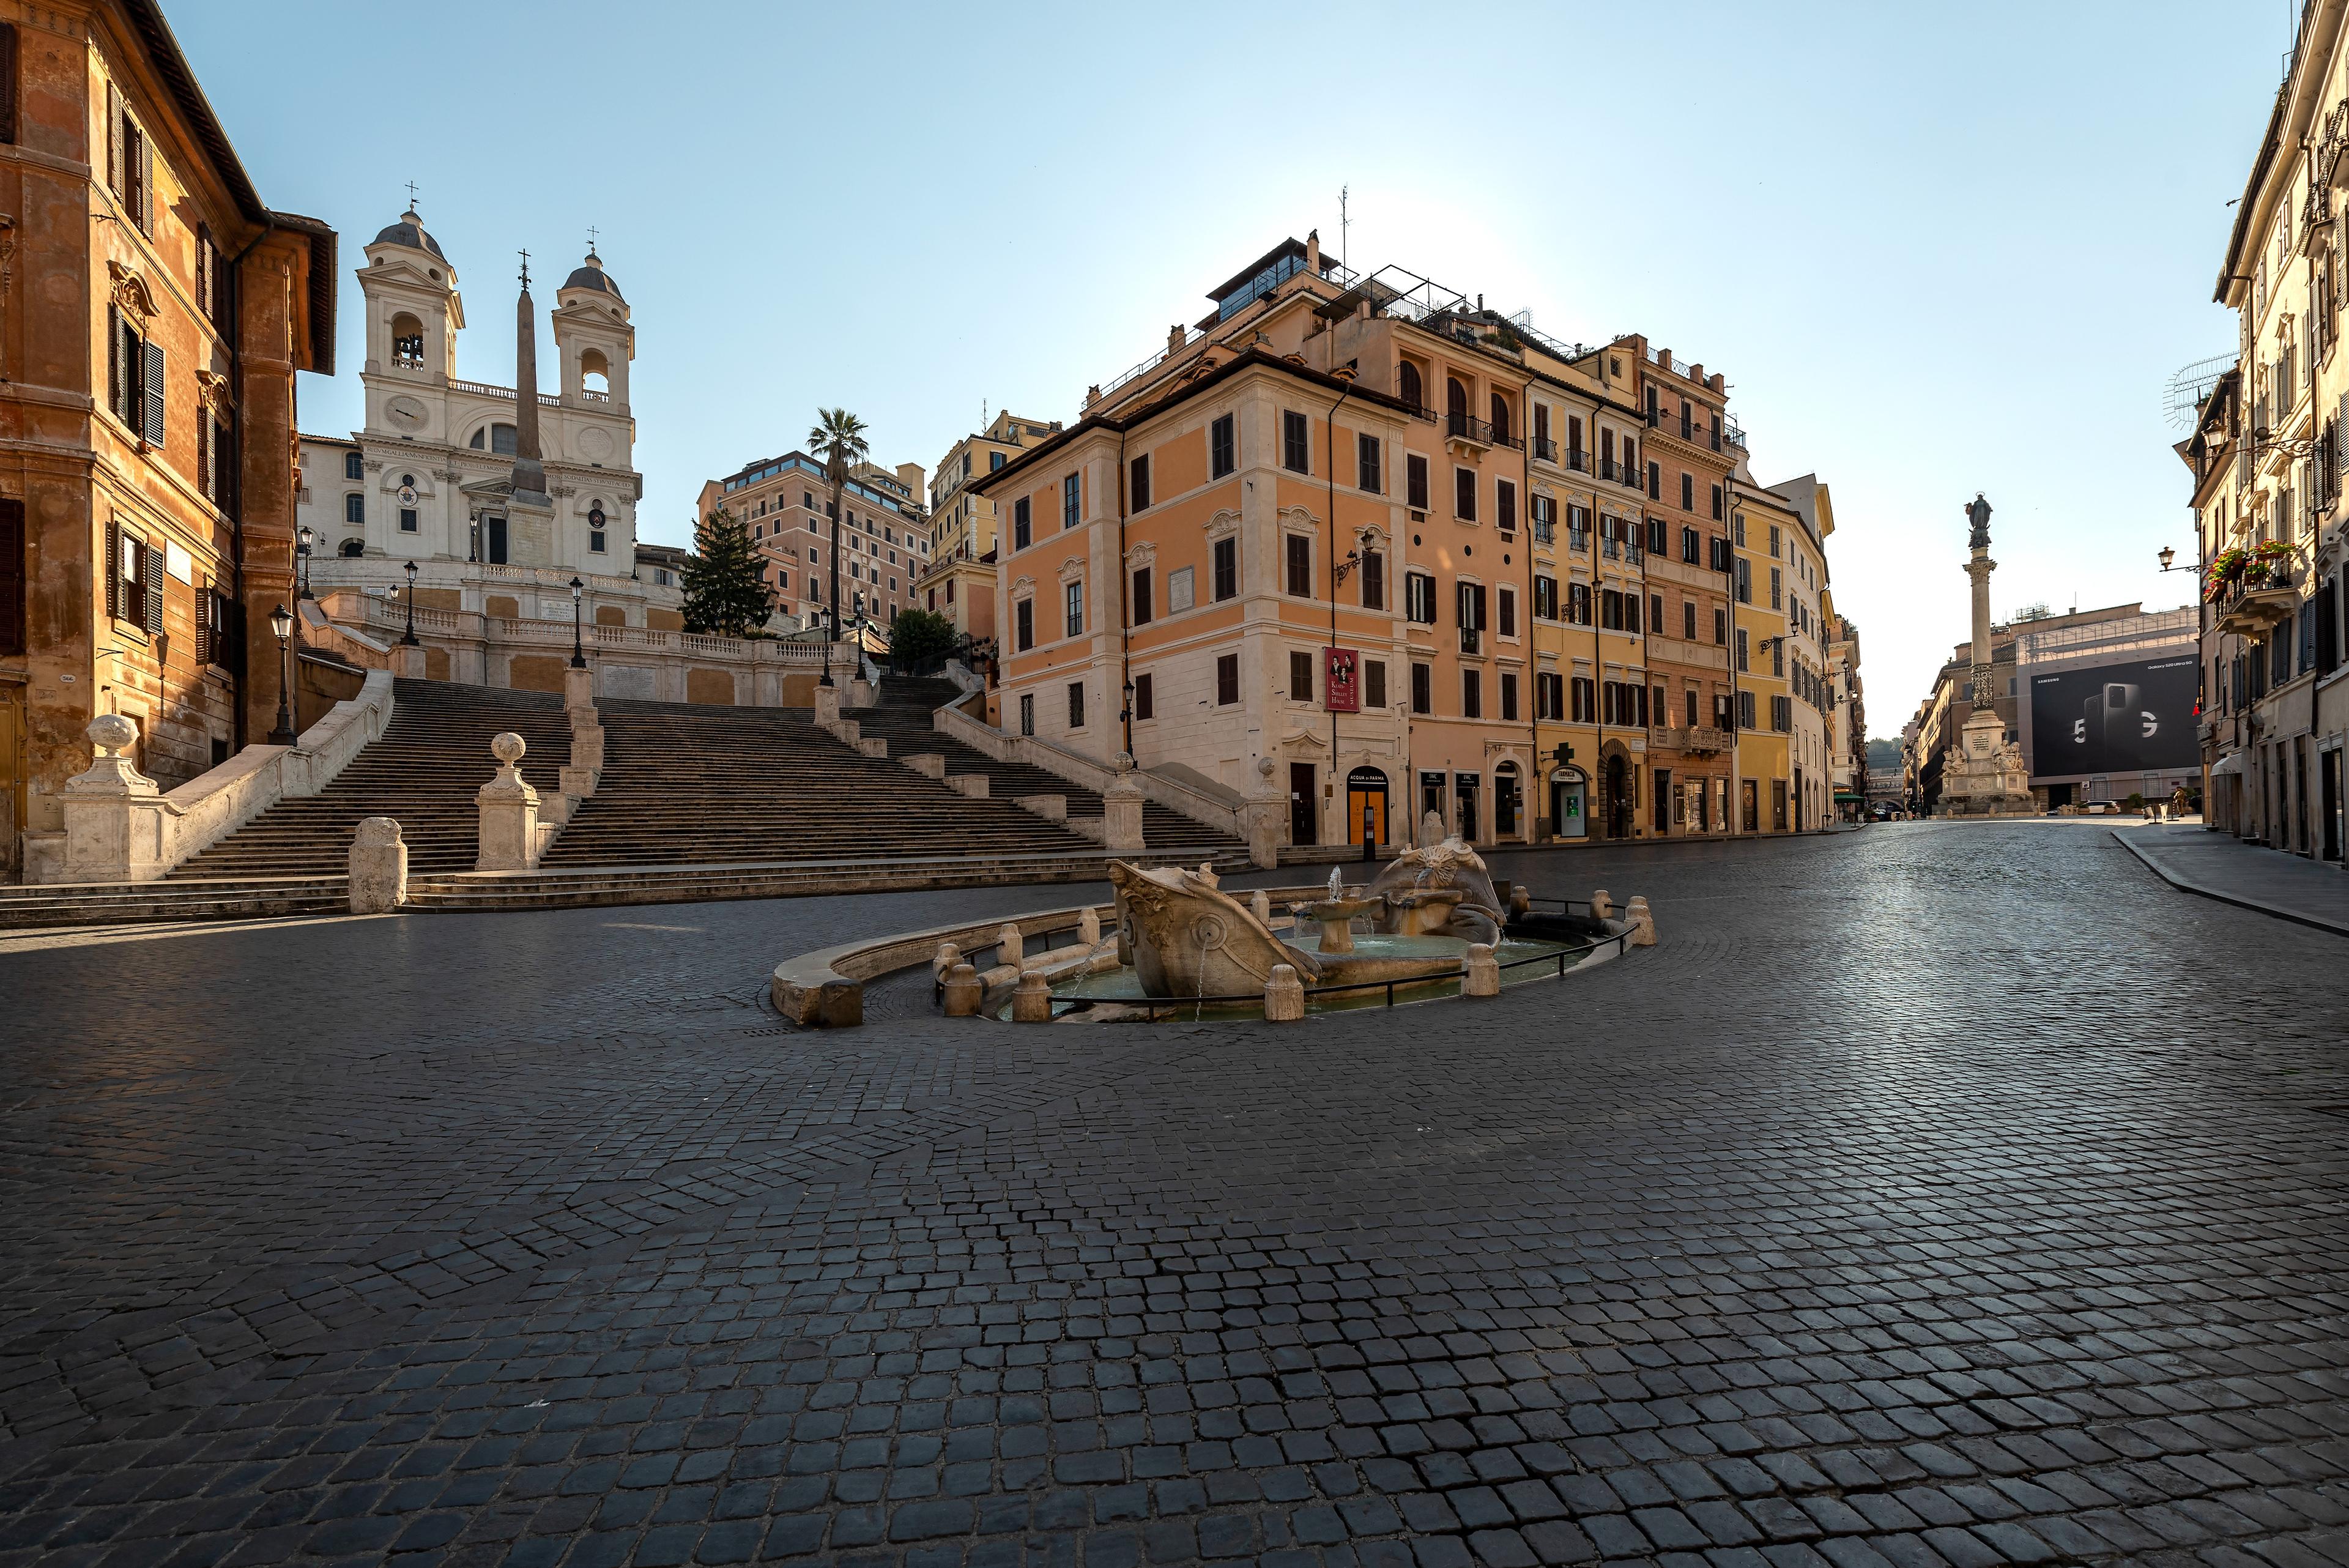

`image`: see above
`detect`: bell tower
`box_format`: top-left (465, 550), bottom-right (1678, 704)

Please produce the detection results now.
top-left (358, 206), bottom-right (464, 442)
top-left (552, 247), bottom-right (633, 410)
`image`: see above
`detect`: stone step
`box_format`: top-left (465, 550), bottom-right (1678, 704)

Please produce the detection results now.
top-left (0, 876), bottom-right (351, 929)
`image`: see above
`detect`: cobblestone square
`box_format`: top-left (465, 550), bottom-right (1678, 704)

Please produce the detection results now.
top-left (4, 823), bottom-right (2347, 1567)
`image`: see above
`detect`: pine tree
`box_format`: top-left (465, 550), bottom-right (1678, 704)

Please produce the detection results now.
top-left (678, 506), bottom-right (773, 637)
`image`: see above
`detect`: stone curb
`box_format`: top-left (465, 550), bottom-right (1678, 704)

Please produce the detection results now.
top-left (2110, 827), bottom-right (2349, 938)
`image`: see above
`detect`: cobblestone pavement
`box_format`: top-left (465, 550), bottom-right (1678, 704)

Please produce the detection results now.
top-left (4, 822), bottom-right (2348, 1568)
top-left (2114, 825), bottom-right (2349, 937)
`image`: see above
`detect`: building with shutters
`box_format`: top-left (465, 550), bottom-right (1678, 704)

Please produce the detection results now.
top-left (1767, 474), bottom-right (1839, 832)
top-left (2186, 2), bottom-right (2349, 861)
top-left (293, 209), bottom-right (677, 660)
top-left (1823, 596), bottom-right (1867, 823)
top-left (919, 410), bottom-right (1060, 645)
top-left (2, 1), bottom-right (334, 882)
top-left (693, 452), bottom-right (929, 631)
top-left (1727, 480), bottom-right (1796, 833)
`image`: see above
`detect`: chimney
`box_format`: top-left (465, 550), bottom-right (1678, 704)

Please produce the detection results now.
top-left (1688, 363), bottom-right (1702, 382)
top-left (1168, 324), bottom-right (1186, 353)
top-left (1305, 229), bottom-right (1320, 273)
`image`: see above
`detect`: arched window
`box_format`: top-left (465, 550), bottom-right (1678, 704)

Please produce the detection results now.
top-left (1397, 360), bottom-right (1422, 412)
top-left (469, 423), bottom-right (518, 454)
top-left (1490, 393), bottom-right (1510, 444)
top-left (1446, 377), bottom-right (1467, 416)
top-left (339, 538), bottom-right (365, 557)
top-left (389, 313), bottom-right (425, 368)
top-left (579, 347), bottom-right (610, 400)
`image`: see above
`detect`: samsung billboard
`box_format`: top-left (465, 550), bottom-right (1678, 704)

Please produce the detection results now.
top-left (2027, 656), bottom-right (2199, 779)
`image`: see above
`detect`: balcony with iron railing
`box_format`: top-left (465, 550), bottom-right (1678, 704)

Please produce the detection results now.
top-left (1445, 411), bottom-right (1524, 451)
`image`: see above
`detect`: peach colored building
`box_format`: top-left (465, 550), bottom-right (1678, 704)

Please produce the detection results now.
top-left (3, 1), bottom-right (334, 880)
top-left (919, 409), bottom-right (1061, 646)
top-left (694, 453), bottom-right (928, 629)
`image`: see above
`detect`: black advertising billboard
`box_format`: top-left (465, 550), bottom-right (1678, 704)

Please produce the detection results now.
top-left (2027, 656), bottom-right (2199, 778)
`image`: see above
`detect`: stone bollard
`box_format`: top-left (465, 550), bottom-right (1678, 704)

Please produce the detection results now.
top-left (1011, 968), bottom-right (1053, 1023)
top-left (348, 817), bottom-right (407, 913)
top-left (1102, 771), bottom-right (1146, 852)
top-left (56, 714), bottom-right (168, 883)
top-left (1264, 963), bottom-right (1305, 1021)
top-left (1588, 889), bottom-right (1614, 920)
top-left (1078, 907), bottom-right (1101, 947)
top-left (941, 962), bottom-right (983, 1017)
top-left (1250, 889), bottom-right (1272, 927)
top-left (476, 733), bottom-right (542, 871)
top-left (933, 941), bottom-right (963, 979)
top-left (1510, 885), bottom-right (1532, 921)
top-left (996, 922), bottom-right (1024, 968)
top-left (1625, 896), bottom-right (1657, 946)
top-left (563, 664), bottom-right (596, 720)
top-left (1463, 943), bottom-right (1501, 997)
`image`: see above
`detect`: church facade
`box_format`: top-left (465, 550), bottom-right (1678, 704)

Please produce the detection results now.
top-left (295, 209), bottom-right (680, 630)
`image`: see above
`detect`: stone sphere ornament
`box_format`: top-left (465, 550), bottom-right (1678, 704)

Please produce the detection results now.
top-left (491, 732), bottom-right (527, 765)
top-left (87, 713), bottom-right (138, 756)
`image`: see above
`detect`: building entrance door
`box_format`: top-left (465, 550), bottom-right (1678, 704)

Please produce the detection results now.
top-left (2323, 749), bottom-right (2343, 862)
top-left (1290, 762), bottom-right (1317, 847)
top-left (1551, 773), bottom-right (1587, 838)
top-left (1346, 766), bottom-right (1388, 849)
top-left (1453, 772), bottom-right (1480, 843)
top-left (1603, 754), bottom-right (1631, 839)
top-left (1494, 765), bottom-right (1520, 839)
top-left (1741, 778), bottom-right (1759, 833)
top-left (1419, 771), bottom-right (1446, 842)
top-left (1652, 768), bottom-right (1672, 836)
top-left (486, 515), bottom-right (509, 565)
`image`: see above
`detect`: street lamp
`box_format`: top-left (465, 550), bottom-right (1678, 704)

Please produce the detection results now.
top-left (399, 560), bottom-right (419, 645)
top-left (568, 575), bottom-right (587, 669)
top-left (267, 603), bottom-right (296, 744)
top-left (295, 526), bottom-right (315, 599)
top-left (2157, 546), bottom-right (2186, 573)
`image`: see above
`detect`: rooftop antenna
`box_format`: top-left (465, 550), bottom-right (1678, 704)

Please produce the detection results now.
top-left (1340, 185), bottom-right (1350, 270)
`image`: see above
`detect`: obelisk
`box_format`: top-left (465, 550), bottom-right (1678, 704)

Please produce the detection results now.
top-left (510, 254), bottom-right (549, 507)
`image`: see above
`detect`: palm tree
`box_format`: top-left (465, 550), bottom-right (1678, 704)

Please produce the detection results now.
top-left (807, 407), bottom-right (870, 674)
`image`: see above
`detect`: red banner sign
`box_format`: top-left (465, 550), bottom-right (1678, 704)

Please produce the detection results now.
top-left (1324, 646), bottom-right (1359, 712)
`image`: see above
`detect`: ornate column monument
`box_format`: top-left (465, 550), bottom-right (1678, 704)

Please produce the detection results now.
top-left (1943, 494), bottom-right (2033, 816)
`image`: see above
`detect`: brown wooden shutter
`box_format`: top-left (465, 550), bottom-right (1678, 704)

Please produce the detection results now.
top-left (195, 224), bottom-right (211, 318)
top-left (143, 341), bottom-right (165, 446)
top-left (196, 411), bottom-right (210, 496)
top-left (106, 83), bottom-right (124, 195)
top-left (105, 517), bottom-right (121, 620)
top-left (0, 497), bottom-right (22, 655)
top-left (144, 541), bottom-right (164, 636)
top-left (0, 24), bottom-right (18, 145)
top-left (195, 574), bottom-right (212, 666)
top-left (106, 305), bottom-right (123, 422)
top-left (136, 121), bottom-right (153, 232)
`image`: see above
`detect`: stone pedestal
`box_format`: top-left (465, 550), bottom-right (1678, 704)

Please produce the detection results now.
top-left (1624, 896), bottom-right (1656, 946)
top-left (58, 715), bottom-right (171, 883)
top-left (393, 642), bottom-right (428, 680)
top-left (995, 923), bottom-right (1025, 968)
top-left (1589, 890), bottom-right (1613, 920)
top-left (349, 817), bottom-right (407, 913)
top-left (1011, 968), bottom-right (1053, 1022)
top-left (563, 665), bottom-right (596, 718)
top-left (1102, 771), bottom-right (1146, 852)
top-left (1264, 963), bottom-right (1305, 1021)
top-left (1462, 943), bottom-right (1500, 997)
top-left (476, 732), bottom-right (543, 871)
top-left (1944, 708), bottom-right (2033, 816)
top-left (814, 680), bottom-right (842, 723)
top-left (941, 963), bottom-right (982, 1017)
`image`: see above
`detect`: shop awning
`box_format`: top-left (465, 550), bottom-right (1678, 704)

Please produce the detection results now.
top-left (2208, 753), bottom-right (2247, 779)
top-left (1833, 790), bottom-right (1865, 802)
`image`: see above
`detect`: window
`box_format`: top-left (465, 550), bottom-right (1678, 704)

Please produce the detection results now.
top-left (1500, 672), bottom-right (1520, 722)
top-left (1568, 505), bottom-right (1590, 552)
top-left (1626, 593), bottom-right (1641, 634)
top-left (1015, 598), bottom-right (1034, 651)
top-left (106, 307), bottom-right (165, 447)
top-left (1733, 512), bottom-right (1747, 546)
top-left (588, 502), bottom-right (607, 550)
top-left (1680, 472), bottom-right (1694, 511)
top-left (1738, 690), bottom-right (1757, 730)
top-left (1497, 585), bottom-right (1517, 637)
top-left (344, 493), bottom-right (364, 525)
top-left (1600, 589), bottom-right (1624, 631)
top-left (106, 84), bottom-right (154, 233)
top-left (1490, 392), bottom-right (1512, 444)
top-left (1572, 676), bottom-right (1595, 723)
top-left (1398, 360), bottom-right (1423, 411)
top-left (1734, 557), bottom-right (1751, 604)
top-left (1361, 550), bottom-right (1384, 610)
top-left (1213, 537), bottom-right (1238, 601)
top-left (1454, 467), bottom-right (1477, 521)
top-left (1064, 580), bottom-right (1083, 637)
top-left (1061, 472), bottom-right (1080, 529)
top-left (1133, 672), bottom-right (1154, 721)
top-left (1411, 661), bottom-right (1432, 715)
top-left (1067, 682), bottom-right (1086, 729)
top-left (1772, 694), bottom-right (1792, 732)
top-left (1650, 593), bottom-right (1664, 633)
top-left (1686, 689), bottom-right (1699, 727)
top-left (1736, 627), bottom-right (1750, 672)
top-left (1406, 453), bottom-right (1430, 510)
top-left (1131, 567), bottom-right (1153, 626)
top-left (1216, 653), bottom-right (1239, 705)
top-left (1283, 410), bottom-right (1310, 472)
top-left (1647, 515), bottom-right (1667, 556)
top-left (1405, 570), bottom-right (1436, 624)
top-left (1357, 433), bottom-right (1381, 493)
top-left (1713, 485), bottom-right (1725, 521)
top-left (344, 450), bottom-right (365, 481)
top-left (1680, 526), bottom-right (1699, 564)
top-left (400, 508), bottom-right (418, 534)
top-left (1714, 607), bottom-right (1727, 645)
top-left (1770, 567), bottom-right (1783, 610)
top-left (1534, 575), bottom-right (1557, 620)
top-left (1365, 660), bottom-right (1387, 710)
top-left (1496, 480), bottom-right (1516, 533)
top-left (1567, 581), bottom-right (1592, 625)
top-left (1462, 668), bottom-right (1482, 718)
top-left (1682, 600), bottom-right (1696, 640)
top-left (1019, 692), bottom-right (1035, 736)
top-left (1211, 414), bottom-right (1236, 478)
top-left (1285, 534), bottom-right (1312, 596)
top-left (1647, 462), bottom-right (1660, 500)
top-left (1290, 650), bottom-right (1313, 701)
top-left (1457, 581), bottom-right (1486, 653)
top-left (1130, 453), bottom-right (1151, 511)
top-left (1537, 672), bottom-right (1563, 721)
top-left (1013, 497), bottom-right (1031, 550)
top-left (1710, 535), bottom-right (1732, 572)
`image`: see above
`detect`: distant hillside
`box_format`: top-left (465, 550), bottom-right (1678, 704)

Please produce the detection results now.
top-left (1865, 737), bottom-right (1901, 771)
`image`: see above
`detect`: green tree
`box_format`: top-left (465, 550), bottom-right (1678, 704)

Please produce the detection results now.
top-left (807, 407), bottom-right (870, 648)
top-left (888, 607), bottom-right (956, 668)
top-left (678, 505), bottom-right (772, 637)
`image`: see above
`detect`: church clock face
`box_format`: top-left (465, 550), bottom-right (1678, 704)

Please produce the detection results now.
top-left (386, 396), bottom-right (426, 429)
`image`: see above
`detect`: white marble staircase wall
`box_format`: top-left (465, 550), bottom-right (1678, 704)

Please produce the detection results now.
top-left (932, 700), bottom-right (1250, 850)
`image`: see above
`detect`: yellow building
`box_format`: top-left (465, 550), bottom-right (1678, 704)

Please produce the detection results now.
top-left (1728, 478), bottom-right (1796, 831)
top-left (921, 411), bottom-right (1059, 644)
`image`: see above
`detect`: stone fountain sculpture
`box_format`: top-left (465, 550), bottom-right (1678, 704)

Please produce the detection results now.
top-left (1362, 833), bottom-right (1504, 946)
top-left (1111, 862), bottom-right (1327, 997)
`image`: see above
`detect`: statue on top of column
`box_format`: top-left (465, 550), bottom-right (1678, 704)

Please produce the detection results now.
top-left (1964, 492), bottom-right (1992, 551)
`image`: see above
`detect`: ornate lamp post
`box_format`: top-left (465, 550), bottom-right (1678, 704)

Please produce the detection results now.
top-left (400, 560), bottom-right (419, 646)
top-left (295, 526), bottom-right (315, 600)
top-left (267, 603), bottom-right (296, 743)
top-left (568, 575), bottom-right (587, 669)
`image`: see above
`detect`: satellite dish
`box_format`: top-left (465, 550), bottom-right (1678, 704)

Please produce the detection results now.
top-left (2163, 352), bottom-right (2235, 431)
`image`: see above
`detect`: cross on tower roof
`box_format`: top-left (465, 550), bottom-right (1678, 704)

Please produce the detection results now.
top-left (585, 225), bottom-right (599, 255)
top-left (518, 249), bottom-right (530, 288)
top-left (404, 179), bottom-right (419, 209)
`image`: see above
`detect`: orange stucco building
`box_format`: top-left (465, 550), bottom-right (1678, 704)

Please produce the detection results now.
top-left (2, 1), bottom-right (334, 880)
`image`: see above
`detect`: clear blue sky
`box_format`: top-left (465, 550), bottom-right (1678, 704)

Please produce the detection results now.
top-left (173, 1), bottom-right (2288, 736)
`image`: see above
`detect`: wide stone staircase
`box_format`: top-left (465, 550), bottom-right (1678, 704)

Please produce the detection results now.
top-left (844, 678), bottom-right (1249, 860)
